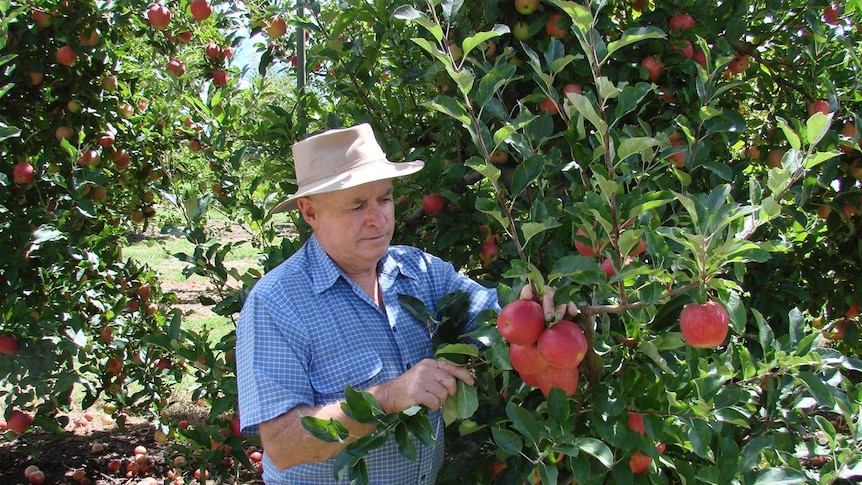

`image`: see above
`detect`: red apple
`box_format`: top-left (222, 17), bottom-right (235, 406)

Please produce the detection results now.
top-left (692, 49), bottom-right (707, 66)
top-left (536, 320), bottom-right (588, 370)
top-left (32, 10), bottom-right (52, 28)
top-left (101, 75), bottom-right (118, 92)
top-left (546, 14), bottom-right (567, 38)
top-left (672, 39), bottom-right (694, 58)
top-left (514, 0), bottom-right (539, 15)
top-left (538, 97), bottom-right (558, 115)
top-left (27, 470), bottom-right (45, 484)
top-left (189, 0), bottom-right (212, 21)
top-left (489, 149), bottom-right (509, 164)
top-left (205, 42), bottom-right (221, 59)
top-left (574, 228), bottom-right (599, 257)
top-left (177, 31), bottom-right (193, 43)
top-left (266, 17), bottom-right (287, 38)
top-left (422, 193), bottom-right (445, 214)
top-left (640, 56), bottom-right (663, 81)
top-left (7, 409), bottom-right (32, 433)
top-left (808, 100), bottom-right (831, 116)
top-left (726, 53), bottom-right (749, 75)
top-left (55, 126), bottom-right (74, 142)
top-left (79, 29), bottom-right (99, 46)
top-left (535, 365), bottom-right (580, 396)
top-left (765, 148), bottom-right (784, 169)
top-left (629, 451), bottom-right (652, 473)
top-left (480, 241), bottom-right (500, 266)
top-left (167, 58), bottom-right (185, 77)
top-left (230, 417), bottom-right (243, 437)
top-left (823, 5), bottom-right (841, 24)
top-left (562, 83), bottom-right (583, 100)
top-left (509, 342), bottom-right (550, 376)
top-left (0, 334), bottom-right (19, 354)
top-left (669, 13), bottom-right (695, 31)
top-left (497, 299), bottom-right (545, 345)
top-left (56, 45), bottom-right (77, 66)
top-left (112, 150), bottom-right (130, 170)
top-left (117, 102), bottom-right (135, 119)
top-left (148, 4), bottom-right (171, 30)
top-left (212, 69), bottom-right (228, 87)
top-left (628, 411), bottom-right (645, 436)
top-left (97, 133), bottom-right (115, 148)
top-left (846, 302), bottom-right (859, 318)
top-left (77, 149), bottom-right (101, 167)
top-left (27, 71), bottom-right (43, 86)
top-left (13, 163), bottom-right (35, 185)
top-left (679, 300), bottom-right (730, 348)
top-left (106, 357), bottom-right (123, 375)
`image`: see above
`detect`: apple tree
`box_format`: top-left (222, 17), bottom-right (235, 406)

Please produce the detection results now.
top-left (246, 0), bottom-right (862, 483)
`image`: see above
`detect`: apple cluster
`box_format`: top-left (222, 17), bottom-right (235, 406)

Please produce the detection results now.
top-left (497, 299), bottom-right (588, 396)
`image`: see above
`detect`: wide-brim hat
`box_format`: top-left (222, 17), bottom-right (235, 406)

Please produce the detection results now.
top-left (272, 123), bottom-right (425, 213)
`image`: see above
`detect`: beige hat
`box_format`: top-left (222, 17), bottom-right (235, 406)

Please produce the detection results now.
top-left (272, 123), bottom-right (424, 213)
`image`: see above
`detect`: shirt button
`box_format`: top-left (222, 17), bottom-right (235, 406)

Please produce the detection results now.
top-left (392, 326), bottom-right (397, 332)
top-left (406, 363), bottom-right (412, 369)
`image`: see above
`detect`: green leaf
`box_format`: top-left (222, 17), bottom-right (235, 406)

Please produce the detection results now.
top-left (341, 386), bottom-right (385, 423)
top-left (575, 437), bottom-right (614, 468)
top-left (616, 136), bottom-right (661, 162)
top-left (776, 117), bottom-right (801, 151)
top-left (466, 156), bottom-right (501, 185)
top-left (477, 64), bottom-right (518, 108)
top-left (0, 123), bottom-right (21, 142)
top-left (806, 112), bottom-right (833, 147)
top-left (301, 416), bottom-right (350, 443)
top-left (548, 0), bottom-right (593, 34)
top-left (435, 343), bottom-right (479, 359)
top-left (507, 402), bottom-right (540, 444)
top-left (492, 426), bottom-right (523, 455)
top-left (604, 26), bottom-right (666, 62)
top-left (440, 0), bottom-right (464, 22)
top-left (402, 412), bottom-right (437, 447)
top-left (521, 219), bottom-right (561, 249)
top-left (511, 154), bottom-right (544, 195)
top-left (804, 150), bottom-right (840, 169)
top-left (394, 6), bottom-right (443, 42)
top-left (462, 25), bottom-right (509, 59)
top-left (547, 387), bottom-right (570, 424)
top-left (398, 293), bottom-right (432, 324)
top-left (394, 423), bottom-right (417, 461)
top-left (796, 371), bottom-right (835, 409)
top-left (686, 418), bottom-right (713, 458)
top-left (751, 468), bottom-right (808, 484)
top-left (443, 380), bottom-right (478, 424)
top-left (423, 95), bottom-right (472, 128)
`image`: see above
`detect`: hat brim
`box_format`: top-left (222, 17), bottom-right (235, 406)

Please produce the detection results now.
top-left (272, 159), bottom-right (425, 213)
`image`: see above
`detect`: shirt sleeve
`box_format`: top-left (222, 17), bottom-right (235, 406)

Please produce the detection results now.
top-left (424, 251), bottom-right (501, 335)
top-left (236, 280), bottom-right (314, 436)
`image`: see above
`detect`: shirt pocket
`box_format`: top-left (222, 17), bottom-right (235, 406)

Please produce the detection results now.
top-left (309, 350), bottom-right (383, 397)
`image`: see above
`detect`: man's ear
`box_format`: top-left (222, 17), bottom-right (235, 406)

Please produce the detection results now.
top-left (296, 197), bottom-right (317, 228)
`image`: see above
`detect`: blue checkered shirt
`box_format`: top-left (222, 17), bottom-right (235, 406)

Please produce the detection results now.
top-left (236, 235), bottom-right (499, 484)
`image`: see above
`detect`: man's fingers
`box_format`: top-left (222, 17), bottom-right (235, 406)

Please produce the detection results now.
top-left (435, 360), bottom-right (475, 387)
top-left (567, 301), bottom-right (580, 317)
top-left (542, 286), bottom-right (556, 321)
top-left (519, 284), bottom-right (533, 301)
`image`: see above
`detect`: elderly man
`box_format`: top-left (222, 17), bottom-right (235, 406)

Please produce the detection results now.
top-left (236, 123), bottom-right (501, 484)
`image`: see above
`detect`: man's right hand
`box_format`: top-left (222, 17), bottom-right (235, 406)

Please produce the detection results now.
top-left (373, 359), bottom-right (474, 414)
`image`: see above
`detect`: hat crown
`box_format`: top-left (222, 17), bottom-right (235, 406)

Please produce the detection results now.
top-left (293, 123), bottom-right (387, 187)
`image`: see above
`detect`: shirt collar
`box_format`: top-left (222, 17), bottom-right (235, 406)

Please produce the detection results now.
top-left (307, 236), bottom-right (418, 294)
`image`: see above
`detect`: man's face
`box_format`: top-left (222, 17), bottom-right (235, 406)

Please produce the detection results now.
top-left (299, 179), bottom-right (395, 275)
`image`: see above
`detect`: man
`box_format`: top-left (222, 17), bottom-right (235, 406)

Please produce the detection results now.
top-left (235, 123), bottom-right (501, 484)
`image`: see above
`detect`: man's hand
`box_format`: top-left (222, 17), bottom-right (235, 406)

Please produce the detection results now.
top-left (519, 284), bottom-right (579, 322)
top-left (374, 359), bottom-right (474, 413)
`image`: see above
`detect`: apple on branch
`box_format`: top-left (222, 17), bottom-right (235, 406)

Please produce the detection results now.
top-left (679, 300), bottom-right (730, 348)
top-left (497, 299), bottom-right (545, 345)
